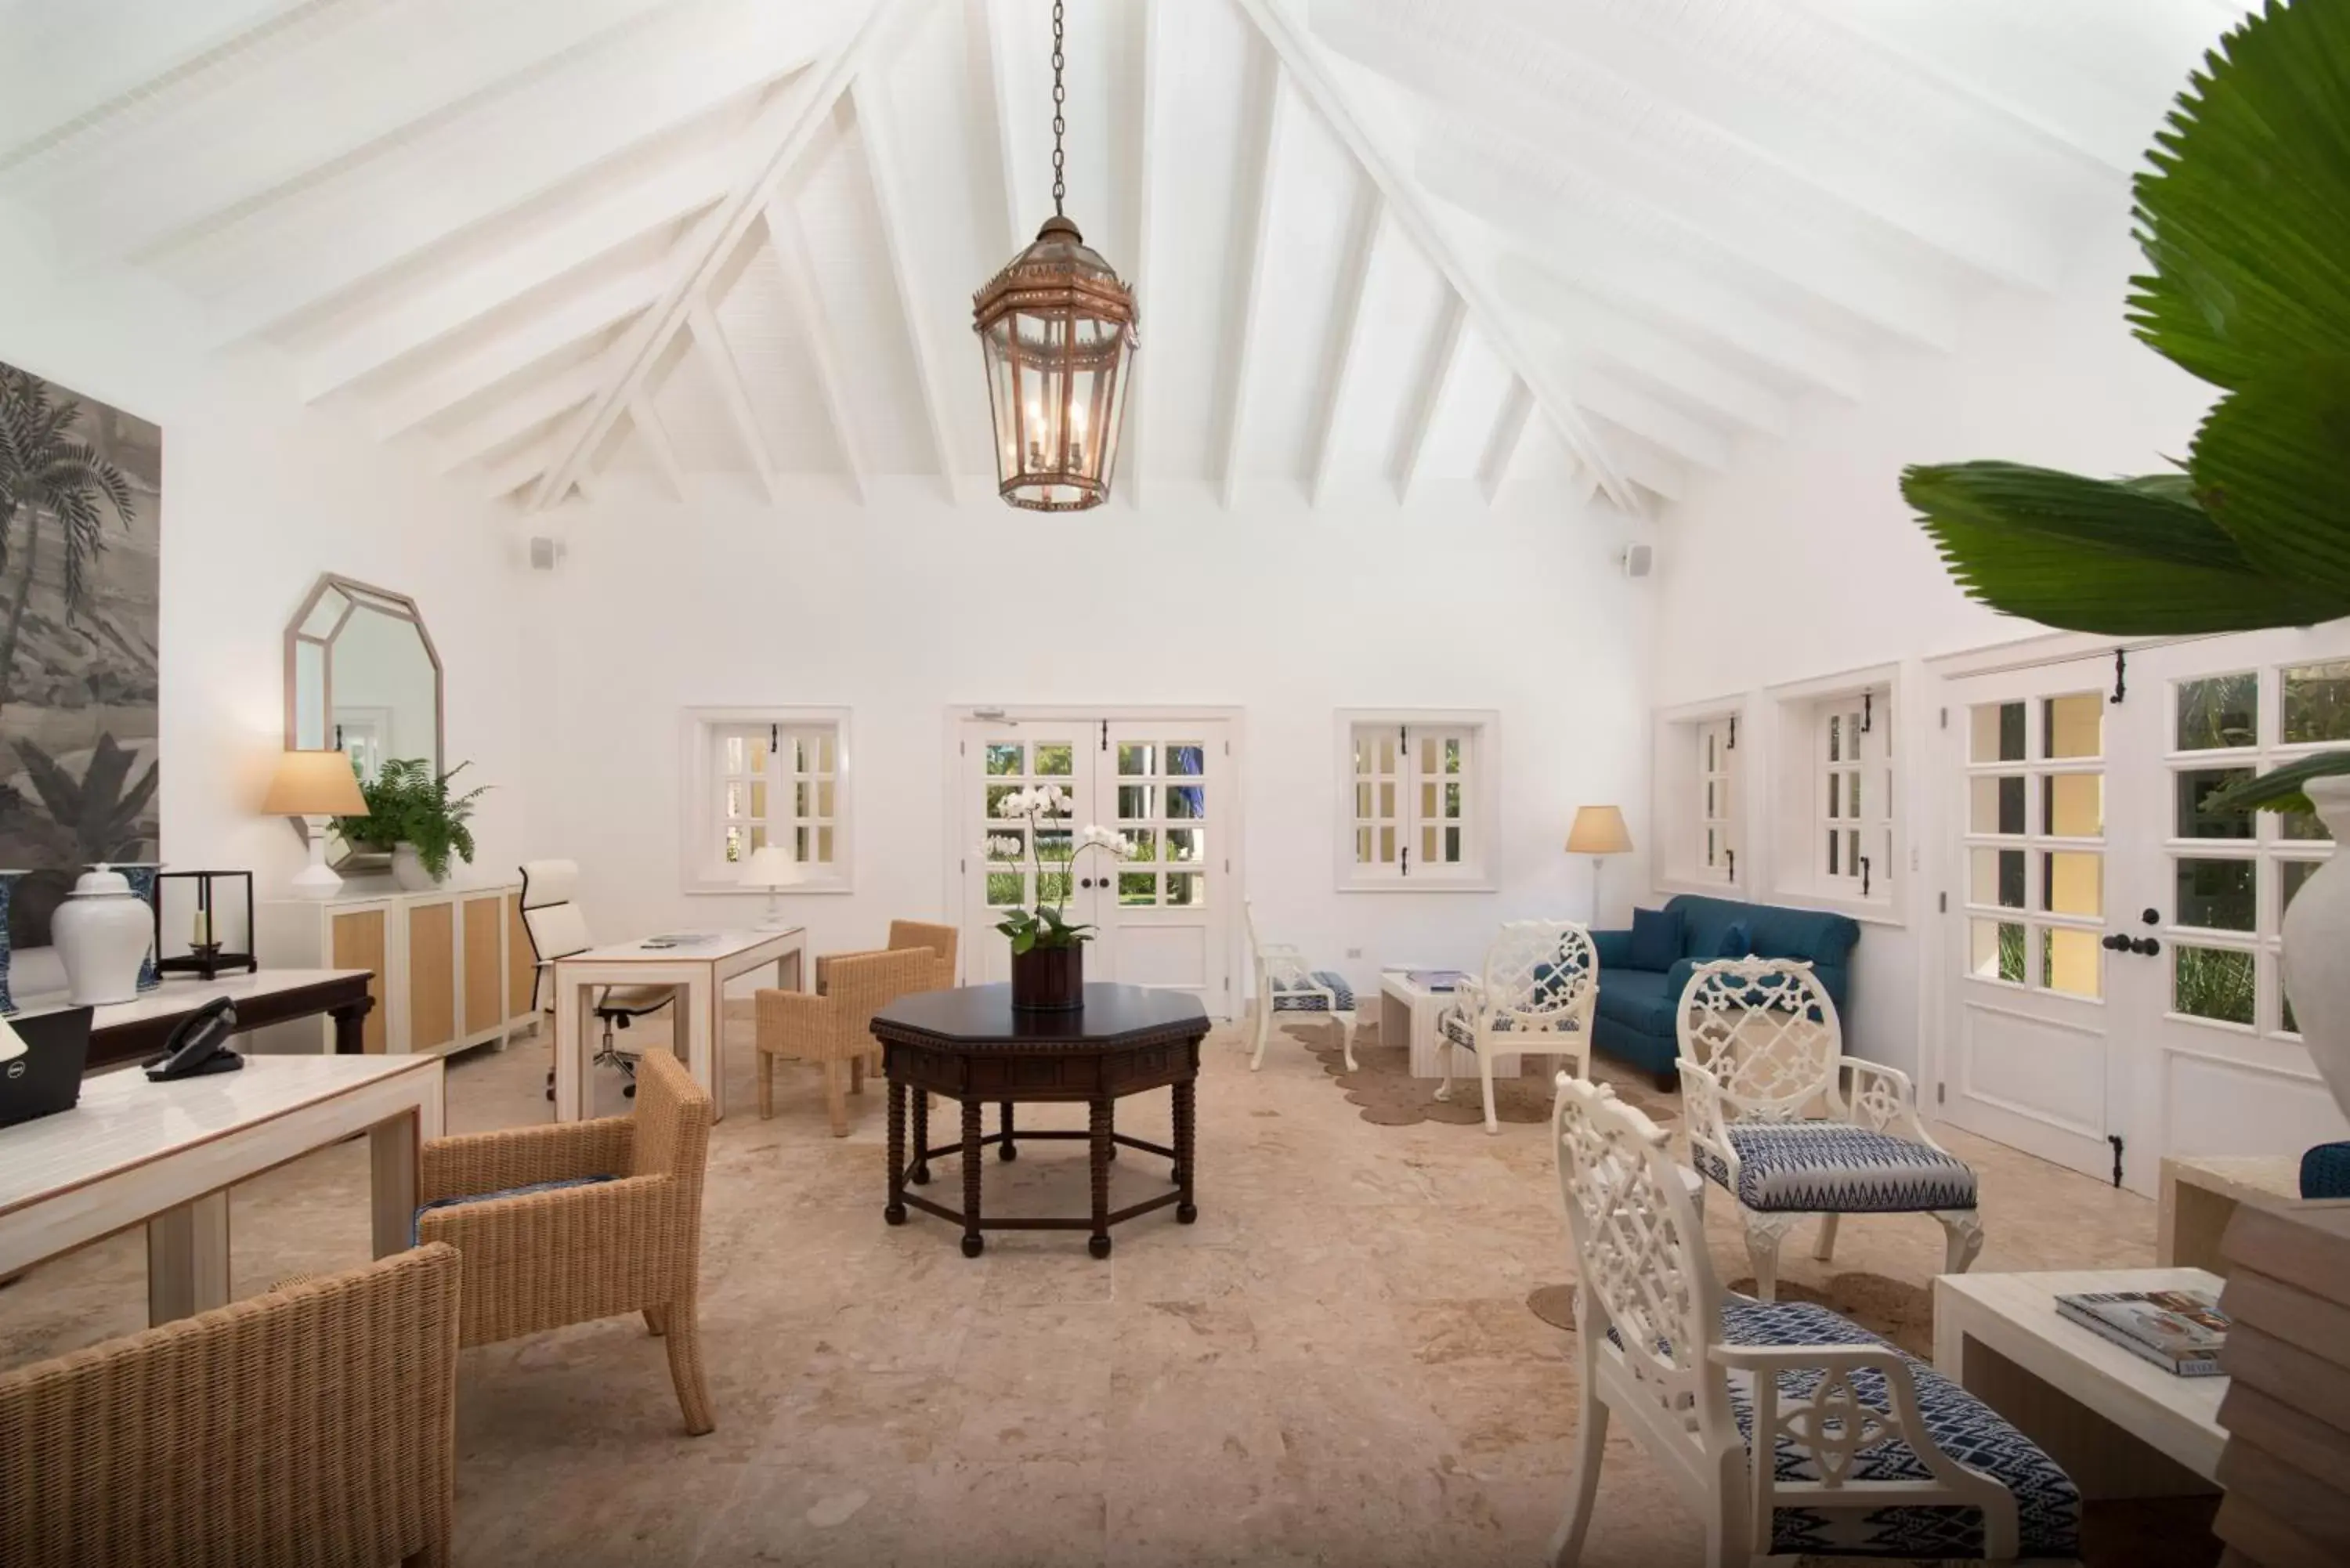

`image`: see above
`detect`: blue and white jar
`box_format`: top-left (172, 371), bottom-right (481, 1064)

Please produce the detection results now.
top-left (118, 862), bottom-right (163, 992)
top-left (0, 869), bottom-right (24, 1016)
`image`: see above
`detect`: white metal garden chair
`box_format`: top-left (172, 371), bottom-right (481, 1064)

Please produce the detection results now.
top-left (1243, 899), bottom-right (1357, 1072)
top-left (1435, 920), bottom-right (1597, 1134)
top-left (1548, 1074), bottom-right (2079, 1567)
top-left (1677, 957), bottom-right (1984, 1303)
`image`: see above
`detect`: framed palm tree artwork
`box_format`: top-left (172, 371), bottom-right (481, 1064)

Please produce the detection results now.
top-left (0, 359), bottom-right (161, 952)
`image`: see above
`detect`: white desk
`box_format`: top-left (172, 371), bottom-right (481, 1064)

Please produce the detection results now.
top-left (0, 1053), bottom-right (443, 1325)
top-left (551, 927), bottom-right (804, 1123)
top-left (1933, 1266), bottom-right (2228, 1498)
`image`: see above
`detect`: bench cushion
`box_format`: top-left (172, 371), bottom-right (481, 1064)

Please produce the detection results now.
top-left (1694, 1124), bottom-right (1978, 1214)
top-left (1270, 970), bottom-right (1352, 1012)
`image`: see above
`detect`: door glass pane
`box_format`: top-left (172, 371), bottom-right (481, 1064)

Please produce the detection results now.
top-left (1164, 871), bottom-right (1202, 906)
top-left (2041, 927), bottom-right (2102, 999)
top-left (1828, 831), bottom-right (1839, 876)
top-left (1828, 775), bottom-right (1840, 818)
top-left (1117, 785), bottom-right (1155, 820)
top-left (1971, 703), bottom-right (2026, 763)
top-left (1354, 827), bottom-right (1373, 864)
top-left (2044, 694), bottom-right (2102, 759)
top-left (1971, 847), bottom-right (2026, 909)
top-left (1971, 919), bottom-right (2026, 983)
top-left (1037, 871), bottom-right (1071, 902)
top-left (2282, 858), bottom-right (2322, 913)
top-left (1970, 775), bottom-right (2026, 834)
top-left (2042, 851), bottom-right (2101, 917)
top-left (1167, 784), bottom-right (1204, 820)
top-left (1117, 743), bottom-right (1155, 776)
top-left (1118, 872), bottom-right (1156, 905)
top-left (985, 784), bottom-right (1022, 818)
top-left (1849, 771), bottom-right (1861, 817)
top-left (1120, 828), bottom-right (1159, 862)
top-left (985, 872), bottom-right (1025, 906)
top-left (2282, 662), bottom-right (2350, 745)
top-left (2281, 807), bottom-right (2333, 842)
top-left (1164, 828), bottom-right (1202, 863)
top-left (2178, 674), bottom-right (2258, 750)
top-left (1035, 830), bottom-right (1072, 863)
top-left (2044, 773), bottom-right (2103, 837)
top-left (984, 742), bottom-right (1023, 775)
top-left (1828, 715), bottom-right (1842, 762)
top-left (2175, 858), bottom-right (2255, 930)
top-left (2174, 945), bottom-right (2255, 1025)
top-left (2176, 769), bottom-right (2254, 838)
top-left (1034, 743), bottom-right (1074, 775)
top-left (1166, 744), bottom-right (1206, 776)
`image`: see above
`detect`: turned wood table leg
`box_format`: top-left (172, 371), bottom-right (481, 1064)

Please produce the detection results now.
top-left (999, 1100), bottom-right (1017, 1162)
top-left (1104, 1097), bottom-right (1117, 1162)
top-left (911, 1090), bottom-right (931, 1185)
top-left (1088, 1097), bottom-right (1113, 1258)
top-left (1173, 1074), bottom-right (1198, 1224)
top-left (884, 1076), bottom-right (907, 1226)
top-left (331, 995), bottom-right (374, 1055)
top-left (960, 1098), bottom-right (985, 1258)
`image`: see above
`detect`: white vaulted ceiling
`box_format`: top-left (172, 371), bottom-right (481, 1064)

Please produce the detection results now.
top-left (0, 0), bottom-right (2252, 515)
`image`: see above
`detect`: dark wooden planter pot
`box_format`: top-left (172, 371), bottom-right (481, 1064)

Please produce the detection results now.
top-left (1010, 943), bottom-right (1085, 1011)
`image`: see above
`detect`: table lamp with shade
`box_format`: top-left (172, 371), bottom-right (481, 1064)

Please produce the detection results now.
top-left (262, 749), bottom-right (368, 900)
top-left (1567, 805), bottom-right (1632, 922)
top-left (740, 844), bottom-right (805, 929)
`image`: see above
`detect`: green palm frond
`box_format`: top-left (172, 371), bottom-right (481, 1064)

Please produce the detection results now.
top-left (2188, 358), bottom-right (2350, 596)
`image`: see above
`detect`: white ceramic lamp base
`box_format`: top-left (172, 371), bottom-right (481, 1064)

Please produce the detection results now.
top-left (291, 818), bottom-right (342, 900)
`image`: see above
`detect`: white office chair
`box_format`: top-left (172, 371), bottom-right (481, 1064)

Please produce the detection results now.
top-left (518, 859), bottom-right (676, 1101)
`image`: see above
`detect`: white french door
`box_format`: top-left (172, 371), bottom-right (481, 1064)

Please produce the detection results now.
top-left (957, 715), bottom-right (1235, 1013)
top-left (1941, 634), bottom-right (2350, 1194)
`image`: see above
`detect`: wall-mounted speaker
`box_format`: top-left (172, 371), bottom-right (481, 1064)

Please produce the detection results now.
top-left (529, 536), bottom-right (565, 572)
top-left (1622, 543), bottom-right (1654, 579)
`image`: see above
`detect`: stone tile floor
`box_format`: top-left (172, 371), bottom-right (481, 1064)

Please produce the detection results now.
top-left (0, 1011), bottom-right (2160, 1566)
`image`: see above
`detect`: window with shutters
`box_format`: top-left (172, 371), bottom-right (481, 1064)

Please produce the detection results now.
top-left (1336, 711), bottom-right (1498, 891)
top-left (1654, 699), bottom-right (1746, 894)
top-left (679, 706), bottom-right (851, 893)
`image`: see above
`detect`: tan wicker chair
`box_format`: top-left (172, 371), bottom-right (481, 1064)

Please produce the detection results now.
top-left (757, 947), bottom-right (936, 1133)
top-left (416, 1046), bottom-right (715, 1435)
top-left (0, 1242), bottom-right (461, 1568)
top-left (814, 918), bottom-right (958, 995)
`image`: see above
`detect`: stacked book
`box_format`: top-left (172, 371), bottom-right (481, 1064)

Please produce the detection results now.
top-left (2055, 1288), bottom-right (2229, 1377)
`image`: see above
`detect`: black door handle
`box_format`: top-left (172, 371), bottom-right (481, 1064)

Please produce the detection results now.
top-left (2102, 934), bottom-right (2129, 952)
top-left (1078, 877), bottom-right (1094, 889)
top-left (2142, 908), bottom-right (2162, 927)
top-left (2131, 937), bottom-right (2161, 957)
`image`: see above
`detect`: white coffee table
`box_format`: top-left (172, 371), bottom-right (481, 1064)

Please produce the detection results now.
top-left (1932, 1266), bottom-right (2227, 1499)
top-left (1379, 970), bottom-right (1470, 1078)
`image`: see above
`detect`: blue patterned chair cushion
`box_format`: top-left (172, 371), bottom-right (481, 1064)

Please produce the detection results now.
top-left (412, 1174), bottom-right (616, 1245)
top-left (1608, 1297), bottom-right (2077, 1559)
top-left (1692, 1123), bottom-right (1978, 1213)
top-left (1270, 970), bottom-right (1353, 1012)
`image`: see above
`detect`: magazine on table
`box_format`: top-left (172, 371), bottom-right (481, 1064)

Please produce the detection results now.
top-left (2054, 1288), bottom-right (2229, 1378)
top-left (1403, 970), bottom-right (1471, 992)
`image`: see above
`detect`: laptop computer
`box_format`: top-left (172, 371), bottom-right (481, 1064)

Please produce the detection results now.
top-left (0, 1006), bottom-right (97, 1129)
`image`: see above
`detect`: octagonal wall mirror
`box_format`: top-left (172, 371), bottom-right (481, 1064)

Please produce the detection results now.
top-left (285, 574), bottom-right (443, 782)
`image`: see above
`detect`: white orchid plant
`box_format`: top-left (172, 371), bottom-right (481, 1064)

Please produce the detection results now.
top-left (981, 784), bottom-right (1131, 952)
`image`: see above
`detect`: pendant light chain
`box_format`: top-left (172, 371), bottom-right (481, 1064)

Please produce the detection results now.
top-left (1049, 1), bottom-right (1067, 218)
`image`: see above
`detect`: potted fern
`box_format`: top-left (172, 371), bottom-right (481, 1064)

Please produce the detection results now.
top-left (1900, 0), bottom-right (2350, 1118)
top-left (334, 759), bottom-right (489, 891)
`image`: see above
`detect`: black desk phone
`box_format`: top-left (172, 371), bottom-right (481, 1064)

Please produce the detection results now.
top-left (146, 997), bottom-right (244, 1081)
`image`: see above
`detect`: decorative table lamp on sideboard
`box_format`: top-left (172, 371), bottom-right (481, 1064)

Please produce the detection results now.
top-left (262, 749), bottom-right (367, 900)
top-left (741, 845), bottom-right (805, 930)
top-left (1567, 805), bottom-right (1632, 922)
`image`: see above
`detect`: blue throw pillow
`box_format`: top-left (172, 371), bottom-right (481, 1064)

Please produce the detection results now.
top-left (1628, 906), bottom-right (1682, 972)
top-left (1719, 921), bottom-right (1752, 959)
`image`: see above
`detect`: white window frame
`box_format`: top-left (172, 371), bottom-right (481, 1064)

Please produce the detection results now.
top-left (678, 706), bottom-right (853, 894)
top-left (1764, 665), bottom-right (1904, 923)
top-left (1334, 709), bottom-right (1499, 891)
top-left (1654, 696), bottom-right (1748, 896)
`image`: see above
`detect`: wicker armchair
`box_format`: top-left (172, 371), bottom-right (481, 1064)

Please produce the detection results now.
top-left (757, 946), bottom-right (936, 1133)
top-left (815, 919), bottom-right (958, 995)
top-left (416, 1046), bottom-right (715, 1435)
top-left (0, 1242), bottom-right (461, 1568)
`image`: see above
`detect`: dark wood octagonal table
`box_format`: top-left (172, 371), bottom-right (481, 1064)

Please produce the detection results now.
top-left (869, 982), bottom-right (1211, 1258)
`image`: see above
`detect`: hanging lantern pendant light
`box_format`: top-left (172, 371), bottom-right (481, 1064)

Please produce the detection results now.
top-left (972, 0), bottom-right (1137, 511)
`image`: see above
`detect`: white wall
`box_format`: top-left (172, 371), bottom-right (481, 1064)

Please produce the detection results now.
top-left (0, 204), bottom-right (529, 940)
top-left (517, 475), bottom-right (1657, 1007)
top-left (1647, 223), bottom-right (2220, 1076)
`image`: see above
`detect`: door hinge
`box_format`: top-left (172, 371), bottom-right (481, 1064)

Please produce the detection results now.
top-left (959, 740), bottom-right (965, 756)
top-left (1859, 855), bottom-right (1871, 898)
top-left (2107, 1133), bottom-right (2125, 1189)
top-left (1101, 719), bottom-right (1108, 752)
top-left (771, 723), bottom-right (779, 748)
top-left (1724, 847), bottom-right (1735, 883)
top-left (1939, 706), bottom-right (1948, 729)
top-left (1936, 1082), bottom-right (1946, 1105)
top-left (2110, 649), bottom-right (2128, 706)
top-left (1401, 844), bottom-right (1411, 877)
top-left (1938, 891), bottom-right (1947, 913)
top-left (1727, 717), bottom-right (1737, 749)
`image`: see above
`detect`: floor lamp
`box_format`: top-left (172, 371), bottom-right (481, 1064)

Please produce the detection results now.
top-left (1567, 805), bottom-right (1632, 923)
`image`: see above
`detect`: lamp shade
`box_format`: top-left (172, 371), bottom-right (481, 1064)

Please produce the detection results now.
top-left (262, 750), bottom-right (367, 817)
top-left (1566, 805), bottom-right (1632, 856)
top-left (740, 845), bottom-right (805, 889)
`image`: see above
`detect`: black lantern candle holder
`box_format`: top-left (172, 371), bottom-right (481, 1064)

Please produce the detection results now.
top-left (154, 869), bottom-right (258, 981)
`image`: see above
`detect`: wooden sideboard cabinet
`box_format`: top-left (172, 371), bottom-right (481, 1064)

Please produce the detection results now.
top-left (257, 884), bottom-right (537, 1056)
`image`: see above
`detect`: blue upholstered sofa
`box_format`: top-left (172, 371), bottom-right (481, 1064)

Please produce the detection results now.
top-left (1591, 894), bottom-right (1861, 1086)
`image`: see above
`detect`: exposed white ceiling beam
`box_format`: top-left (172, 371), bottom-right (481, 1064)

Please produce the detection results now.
top-left (687, 300), bottom-right (781, 504)
top-left (1395, 296), bottom-right (1465, 504)
top-left (1219, 60), bottom-right (1286, 511)
top-left (1492, 249), bottom-right (1866, 403)
top-left (1560, 364), bottom-right (1731, 472)
top-left (1306, 191), bottom-right (1382, 509)
top-left (529, 2), bottom-right (903, 511)
top-left (299, 148), bottom-right (728, 399)
top-left (1589, 424), bottom-right (1685, 504)
top-left (1499, 269), bottom-right (1791, 438)
top-left (762, 198), bottom-right (867, 504)
top-left (850, 78), bottom-right (956, 500)
top-left (371, 258), bottom-right (665, 440)
top-left (1477, 378), bottom-right (1531, 508)
top-left (482, 435), bottom-right (558, 501)
top-left (627, 394), bottom-right (690, 501)
top-left (1434, 132), bottom-right (1957, 352)
top-left (973, 0), bottom-right (1027, 254)
top-left (195, 20), bottom-right (815, 345)
top-left (1233, 0), bottom-right (1640, 517)
top-left (1123, 0), bottom-right (1165, 511)
top-left (432, 361), bottom-right (605, 475)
